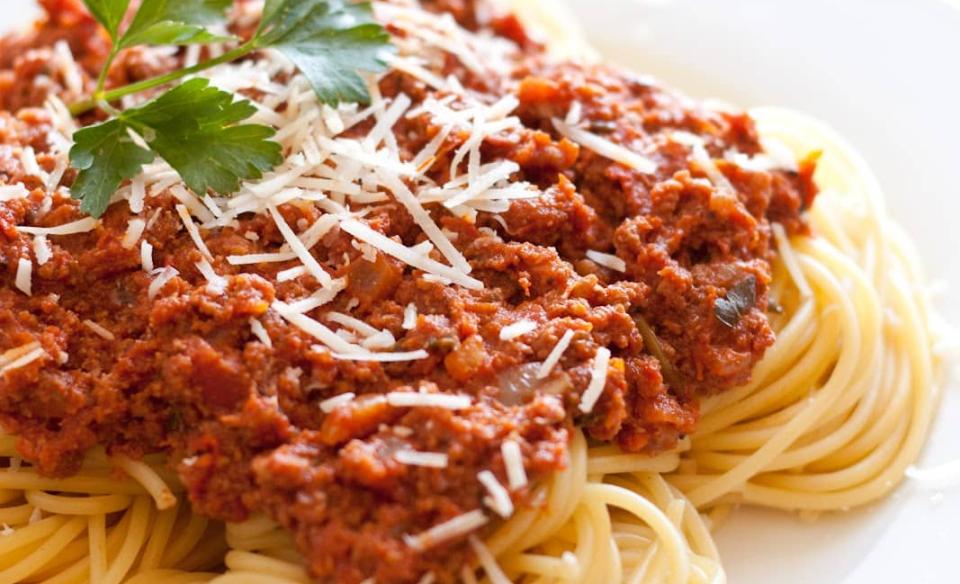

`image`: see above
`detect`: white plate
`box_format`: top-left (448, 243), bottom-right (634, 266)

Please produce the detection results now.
top-left (2, 2), bottom-right (958, 583)
top-left (557, 0), bottom-right (960, 583)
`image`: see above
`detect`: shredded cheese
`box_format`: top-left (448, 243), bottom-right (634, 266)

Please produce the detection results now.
top-left (319, 392), bottom-right (356, 413)
top-left (477, 470), bottom-right (514, 518)
top-left (586, 250), bottom-right (627, 272)
top-left (15, 258), bottom-right (32, 296)
top-left (273, 302), bottom-right (366, 355)
top-left (501, 440), bottom-right (527, 490)
top-left (17, 217), bottom-right (97, 236)
top-left (170, 185), bottom-right (215, 224)
top-left (33, 236), bottom-right (52, 266)
top-left (499, 320), bottom-right (537, 341)
top-left (553, 118), bottom-right (656, 174)
top-left (249, 318), bottom-right (272, 348)
top-left (386, 392), bottom-right (471, 409)
top-left (402, 303), bottom-right (418, 330)
top-left (82, 320), bottom-right (115, 340)
top-left (395, 450), bottom-right (449, 469)
top-left (129, 174), bottom-right (146, 214)
top-left (175, 205), bottom-right (213, 262)
top-left (277, 265), bottom-right (308, 282)
top-left (339, 218), bottom-right (482, 290)
top-left (537, 329), bottom-right (575, 380)
top-left (122, 219), bottom-right (146, 249)
top-left (330, 350), bottom-right (430, 362)
top-left (579, 347), bottom-right (611, 414)
top-left (148, 267), bottom-right (180, 300)
top-left (140, 241), bottom-right (155, 272)
top-left (378, 172), bottom-right (472, 274)
top-left (0, 344), bottom-right (46, 376)
top-left (267, 206), bottom-right (333, 287)
top-left (402, 510), bottom-right (489, 552)
top-left (327, 312), bottom-right (381, 338)
top-left (0, 184), bottom-right (29, 202)
top-left (196, 259), bottom-right (228, 295)
top-left (227, 251), bottom-right (298, 265)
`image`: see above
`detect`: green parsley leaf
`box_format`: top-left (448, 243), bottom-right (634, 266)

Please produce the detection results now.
top-left (118, 0), bottom-right (235, 49)
top-left (69, 79), bottom-right (282, 217)
top-left (714, 275), bottom-right (758, 328)
top-left (255, 0), bottom-right (393, 105)
top-left (130, 78), bottom-right (283, 195)
top-left (82, 0), bottom-right (132, 40)
top-left (69, 119), bottom-right (156, 218)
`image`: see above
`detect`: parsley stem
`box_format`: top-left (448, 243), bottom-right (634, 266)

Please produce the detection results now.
top-left (69, 40), bottom-right (259, 117)
top-left (95, 48), bottom-right (119, 97)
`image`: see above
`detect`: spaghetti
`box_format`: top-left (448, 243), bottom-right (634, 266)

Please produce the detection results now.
top-left (0, 1), bottom-right (948, 583)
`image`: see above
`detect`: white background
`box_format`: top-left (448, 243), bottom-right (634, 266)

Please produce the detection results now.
top-left (554, 1), bottom-right (960, 583)
top-left (3, 1), bottom-right (959, 582)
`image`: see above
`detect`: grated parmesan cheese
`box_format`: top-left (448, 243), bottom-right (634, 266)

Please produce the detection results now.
top-left (15, 258), bottom-right (32, 296)
top-left (395, 450), bottom-right (449, 469)
top-left (18, 217), bottom-right (97, 236)
top-left (196, 259), bottom-right (228, 295)
top-left (327, 311), bottom-right (381, 338)
top-left (0, 343), bottom-right (46, 376)
top-left (148, 267), bottom-right (179, 300)
top-left (501, 440), bottom-right (527, 490)
top-left (121, 219), bottom-right (146, 249)
top-left (277, 265), bottom-right (308, 282)
top-left (500, 320), bottom-right (537, 341)
top-left (330, 350), bottom-right (430, 363)
top-left (83, 320), bottom-right (115, 341)
top-left (33, 235), bottom-right (52, 266)
top-left (537, 329), bottom-right (575, 380)
top-left (586, 250), bottom-right (627, 273)
top-left (319, 392), bottom-right (356, 413)
top-left (175, 205), bottom-right (213, 262)
top-left (268, 206), bottom-right (333, 287)
top-left (339, 219), bottom-right (482, 290)
top-left (553, 118), bottom-right (656, 174)
top-left (129, 174), bottom-right (146, 214)
top-left (402, 303), bottom-right (418, 330)
top-left (140, 241), bottom-right (154, 272)
top-left (249, 318), bottom-right (272, 348)
top-left (579, 347), bottom-right (611, 414)
top-left (0, 184), bottom-right (29, 201)
top-left (273, 302), bottom-right (366, 355)
top-left (227, 251), bottom-right (298, 265)
top-left (386, 392), bottom-right (471, 410)
top-left (477, 470), bottom-right (513, 518)
top-left (402, 510), bottom-right (488, 552)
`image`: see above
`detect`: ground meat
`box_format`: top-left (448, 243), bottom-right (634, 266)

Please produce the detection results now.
top-left (0, 1), bottom-right (815, 582)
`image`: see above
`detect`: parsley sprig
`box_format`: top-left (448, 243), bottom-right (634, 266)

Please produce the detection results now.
top-left (69, 0), bottom-right (393, 217)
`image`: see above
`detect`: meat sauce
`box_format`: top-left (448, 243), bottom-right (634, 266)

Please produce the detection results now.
top-left (0, 1), bottom-right (815, 582)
